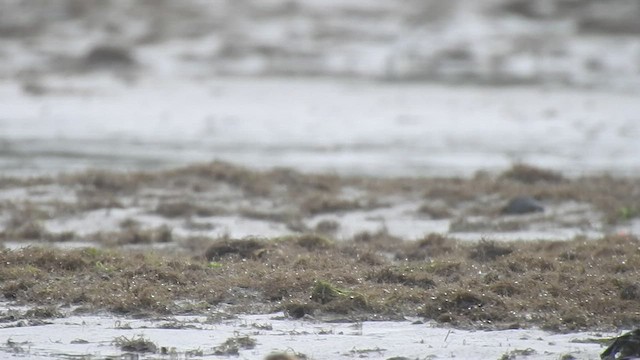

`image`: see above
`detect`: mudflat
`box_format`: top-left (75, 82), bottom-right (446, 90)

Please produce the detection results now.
top-left (0, 162), bottom-right (638, 359)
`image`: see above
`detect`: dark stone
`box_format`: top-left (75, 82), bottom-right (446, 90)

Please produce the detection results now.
top-left (83, 45), bottom-right (136, 69)
top-left (501, 197), bottom-right (544, 215)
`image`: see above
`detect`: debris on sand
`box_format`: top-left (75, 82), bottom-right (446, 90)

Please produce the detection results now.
top-left (113, 335), bottom-right (157, 353)
top-left (214, 335), bottom-right (257, 356)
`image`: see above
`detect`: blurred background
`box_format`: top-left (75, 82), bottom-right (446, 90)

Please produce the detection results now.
top-left (1, 0), bottom-right (639, 177)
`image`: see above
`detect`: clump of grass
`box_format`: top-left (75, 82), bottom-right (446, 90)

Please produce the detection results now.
top-left (119, 218), bottom-right (140, 229)
top-left (0, 307), bottom-right (61, 322)
top-left (174, 161), bottom-right (273, 196)
top-left (239, 209), bottom-right (293, 223)
top-left (77, 196), bottom-right (124, 211)
top-left (113, 335), bottom-right (157, 353)
top-left (424, 260), bottom-right (462, 278)
top-left (251, 322), bottom-right (273, 330)
top-left (0, 225), bottom-right (76, 242)
top-left (499, 348), bottom-right (536, 360)
top-left (311, 280), bottom-right (343, 304)
top-left (353, 229), bottom-right (404, 253)
top-left (268, 167), bottom-right (341, 194)
top-left (301, 194), bottom-right (362, 215)
top-left (369, 266), bottom-right (435, 288)
top-left (6, 204), bottom-right (43, 224)
top-left (449, 218), bottom-right (489, 232)
top-left (417, 203), bottom-right (451, 219)
top-left (559, 354), bottom-right (577, 360)
top-left (155, 201), bottom-right (223, 218)
top-left (205, 237), bottom-right (268, 260)
top-left (185, 349), bottom-right (205, 357)
top-left (1, 231), bottom-right (640, 330)
top-left (4, 338), bottom-right (29, 354)
top-left (468, 240), bottom-right (513, 262)
top-left (0, 247), bottom-right (206, 314)
top-left (489, 280), bottom-right (521, 297)
top-left (501, 163), bottom-right (564, 184)
top-left (348, 347), bottom-right (386, 355)
top-left (89, 226), bottom-right (173, 246)
top-left (397, 233), bottom-right (457, 260)
top-left (618, 206), bottom-right (639, 221)
top-left (1, 221), bottom-right (47, 240)
top-left (111, 225), bottom-right (173, 245)
top-left (0, 176), bottom-right (51, 189)
top-left (423, 180), bottom-right (481, 203)
top-left (291, 234), bottom-right (334, 251)
top-left (214, 335), bottom-right (256, 356)
top-left (310, 280), bottom-right (369, 313)
top-left (420, 289), bottom-right (504, 325)
top-left (3, 162), bottom-right (640, 330)
top-left (618, 281), bottom-right (640, 300)
top-left (9, 161), bottom-right (640, 231)
top-left (314, 219), bottom-right (340, 234)
top-left (24, 306), bottom-right (63, 319)
top-left (62, 170), bottom-right (150, 193)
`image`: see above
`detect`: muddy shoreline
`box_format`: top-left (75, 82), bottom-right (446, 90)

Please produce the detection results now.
top-left (1, 162), bottom-right (639, 358)
top-left (1, 162), bottom-right (638, 324)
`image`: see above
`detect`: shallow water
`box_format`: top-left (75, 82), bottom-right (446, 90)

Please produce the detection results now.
top-left (0, 310), bottom-right (612, 360)
top-left (1, 77), bottom-right (639, 178)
